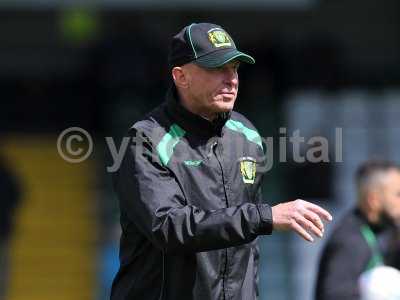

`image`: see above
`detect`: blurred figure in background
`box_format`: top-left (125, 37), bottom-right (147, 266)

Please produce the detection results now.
top-left (0, 152), bottom-right (21, 300)
top-left (315, 160), bottom-right (400, 300)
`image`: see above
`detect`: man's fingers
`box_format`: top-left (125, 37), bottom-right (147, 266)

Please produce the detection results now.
top-left (271, 200), bottom-right (333, 241)
top-left (292, 221), bottom-right (314, 242)
top-left (303, 210), bottom-right (324, 233)
top-left (296, 215), bottom-right (323, 238)
top-left (304, 202), bottom-right (333, 222)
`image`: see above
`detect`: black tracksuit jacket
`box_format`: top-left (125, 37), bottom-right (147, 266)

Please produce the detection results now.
top-left (111, 87), bottom-right (274, 300)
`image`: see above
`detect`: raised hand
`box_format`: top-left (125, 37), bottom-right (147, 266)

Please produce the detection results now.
top-left (271, 199), bottom-right (333, 242)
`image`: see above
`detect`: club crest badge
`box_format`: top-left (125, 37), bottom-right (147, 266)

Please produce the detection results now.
top-left (239, 157), bottom-right (256, 184)
top-left (208, 29), bottom-right (232, 48)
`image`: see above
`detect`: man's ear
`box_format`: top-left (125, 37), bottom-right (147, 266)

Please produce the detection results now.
top-left (172, 66), bottom-right (189, 89)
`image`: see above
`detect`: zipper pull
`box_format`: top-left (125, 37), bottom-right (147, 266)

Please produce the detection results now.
top-left (207, 140), bottom-right (218, 159)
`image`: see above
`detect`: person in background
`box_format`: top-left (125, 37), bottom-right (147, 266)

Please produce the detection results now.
top-left (316, 160), bottom-right (400, 300)
top-left (0, 152), bottom-right (21, 300)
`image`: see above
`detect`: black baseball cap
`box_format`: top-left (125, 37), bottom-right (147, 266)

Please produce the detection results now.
top-left (168, 23), bottom-right (255, 68)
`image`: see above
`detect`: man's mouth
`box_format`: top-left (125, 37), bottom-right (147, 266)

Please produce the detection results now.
top-left (220, 91), bottom-right (236, 96)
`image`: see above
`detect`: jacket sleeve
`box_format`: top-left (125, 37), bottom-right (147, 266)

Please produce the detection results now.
top-left (113, 128), bottom-right (273, 254)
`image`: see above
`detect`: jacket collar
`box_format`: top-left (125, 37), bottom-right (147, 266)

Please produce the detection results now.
top-left (165, 86), bottom-right (230, 138)
top-left (355, 207), bottom-right (394, 233)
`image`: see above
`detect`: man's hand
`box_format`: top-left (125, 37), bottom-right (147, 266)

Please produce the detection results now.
top-left (271, 199), bottom-right (333, 242)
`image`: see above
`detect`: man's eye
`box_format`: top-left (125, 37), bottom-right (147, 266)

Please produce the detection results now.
top-left (231, 64), bottom-right (240, 72)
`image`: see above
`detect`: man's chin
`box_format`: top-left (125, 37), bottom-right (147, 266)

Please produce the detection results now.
top-left (214, 104), bottom-right (234, 113)
top-left (215, 99), bottom-right (236, 110)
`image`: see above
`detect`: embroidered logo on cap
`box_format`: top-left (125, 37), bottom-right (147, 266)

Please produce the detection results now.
top-left (208, 28), bottom-right (232, 48)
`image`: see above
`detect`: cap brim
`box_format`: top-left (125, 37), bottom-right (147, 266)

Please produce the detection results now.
top-left (194, 49), bottom-right (255, 68)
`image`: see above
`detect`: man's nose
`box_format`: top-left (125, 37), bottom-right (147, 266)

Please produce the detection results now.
top-left (224, 69), bottom-right (238, 85)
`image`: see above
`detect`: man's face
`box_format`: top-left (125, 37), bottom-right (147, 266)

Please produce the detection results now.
top-left (181, 61), bottom-right (240, 119)
top-left (380, 169), bottom-right (400, 224)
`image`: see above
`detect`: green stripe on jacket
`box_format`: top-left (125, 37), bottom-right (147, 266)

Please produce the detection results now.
top-left (157, 124), bottom-right (186, 166)
top-left (225, 119), bottom-right (263, 150)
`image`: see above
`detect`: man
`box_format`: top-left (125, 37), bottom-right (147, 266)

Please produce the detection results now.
top-left (111, 23), bottom-right (332, 300)
top-left (316, 160), bottom-right (400, 300)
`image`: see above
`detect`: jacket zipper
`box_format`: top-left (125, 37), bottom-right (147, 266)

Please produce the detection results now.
top-left (212, 140), bottom-right (230, 300)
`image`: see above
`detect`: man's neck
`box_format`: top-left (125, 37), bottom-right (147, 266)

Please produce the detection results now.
top-left (177, 89), bottom-right (217, 121)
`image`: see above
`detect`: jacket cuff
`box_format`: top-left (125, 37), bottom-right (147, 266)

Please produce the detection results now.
top-left (256, 204), bottom-right (273, 235)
